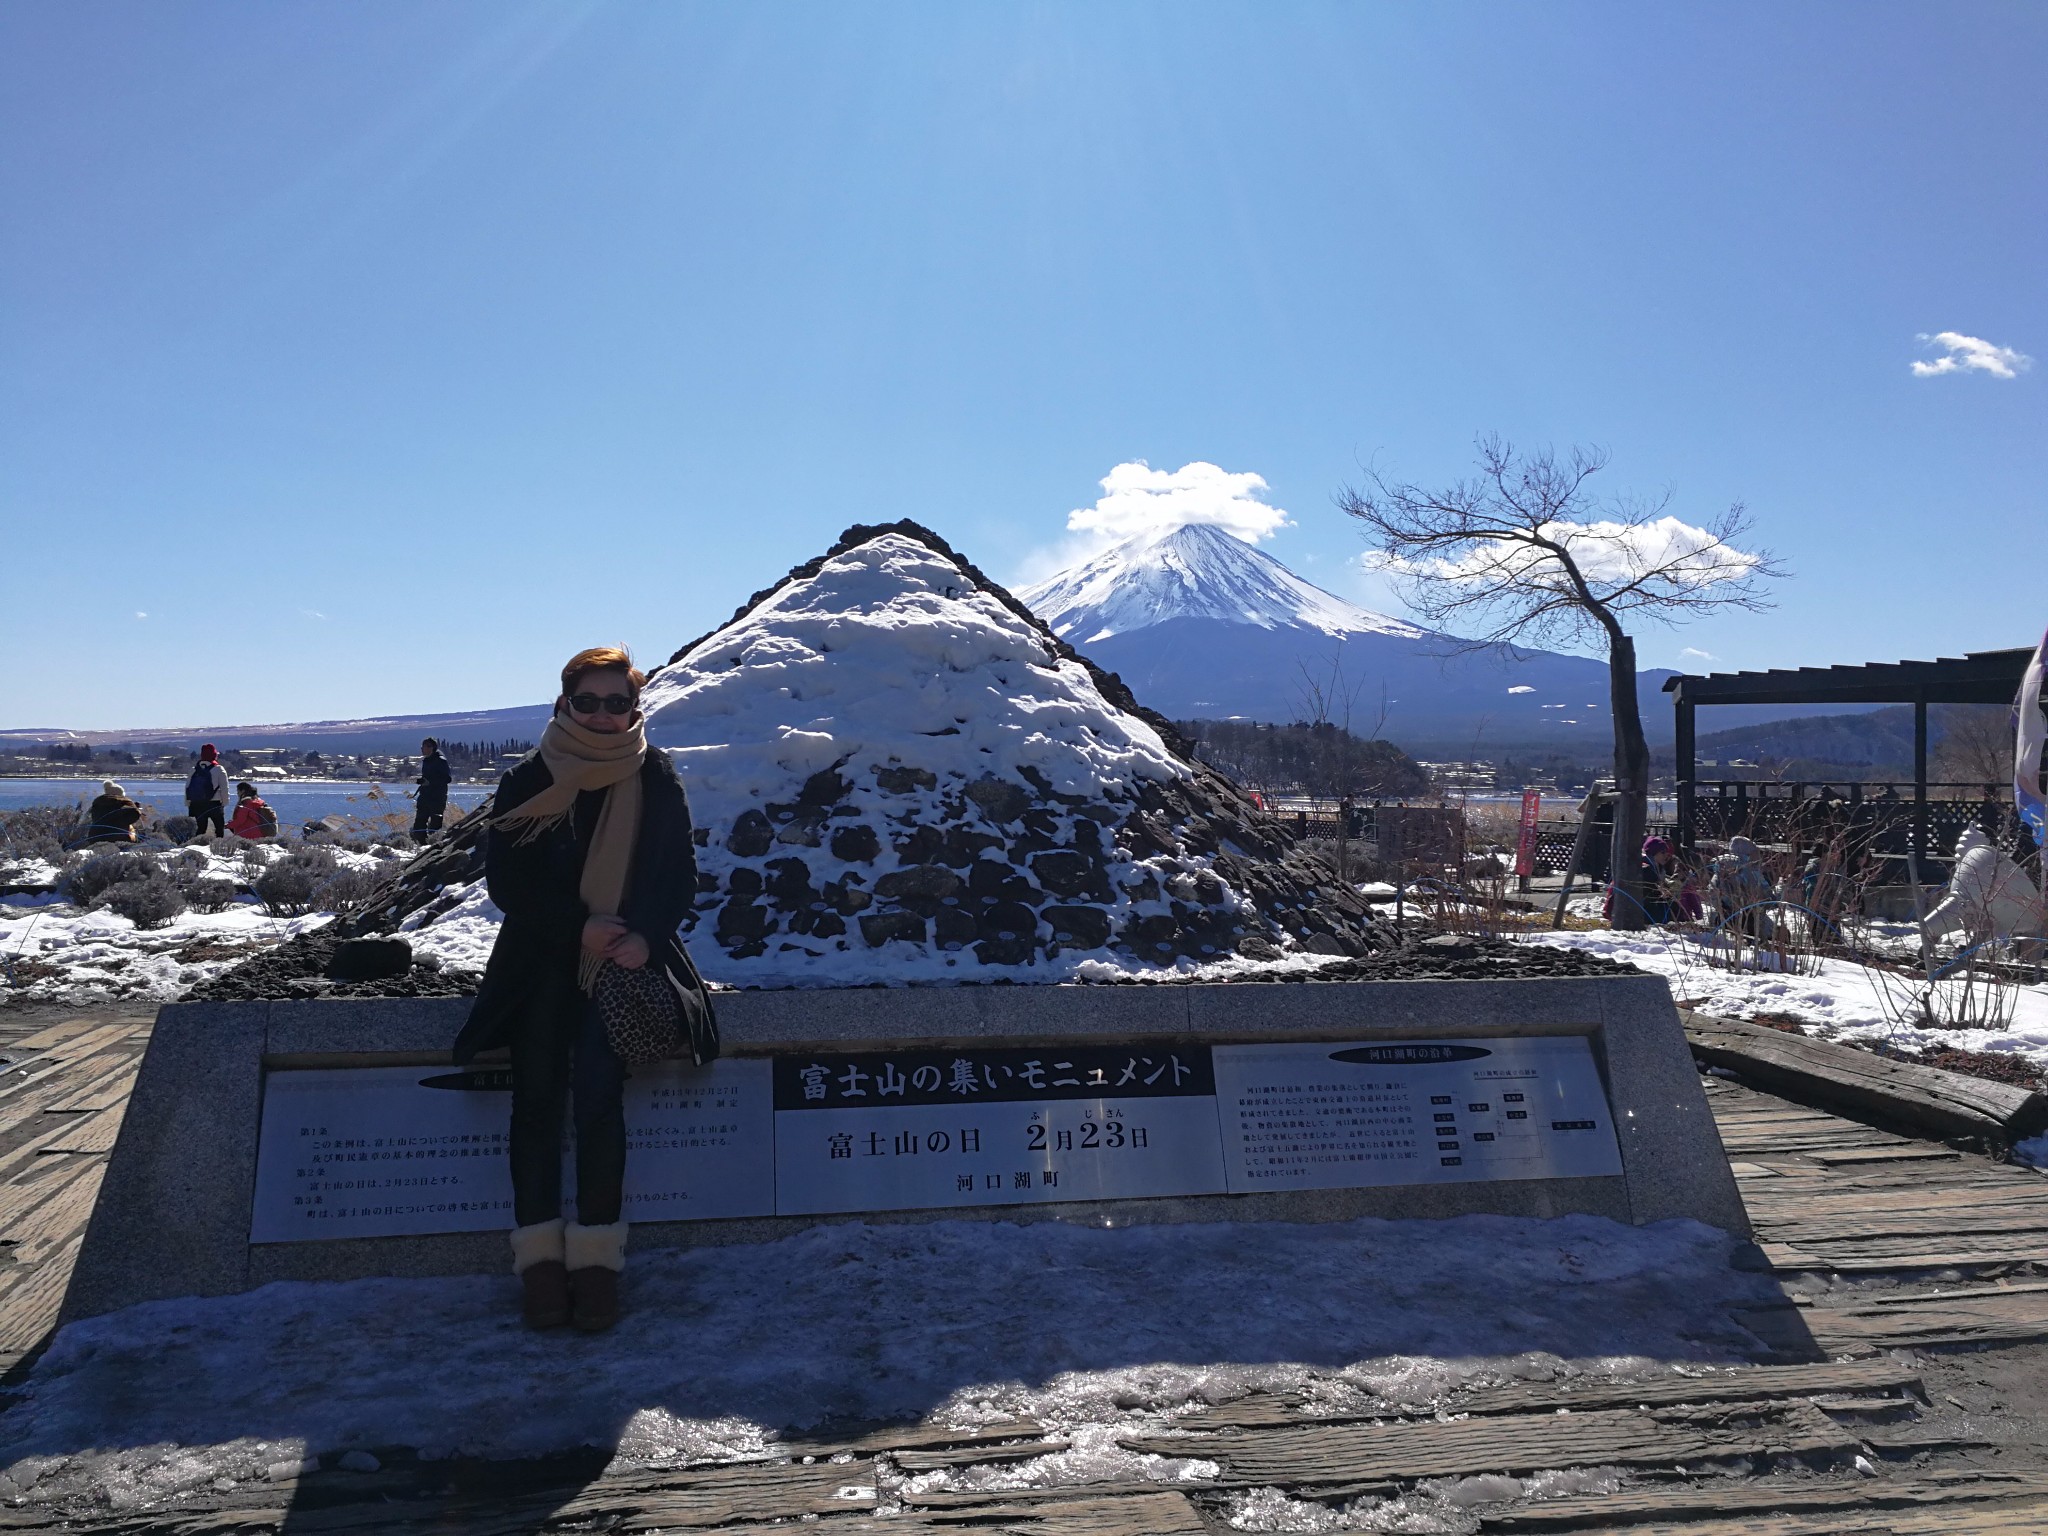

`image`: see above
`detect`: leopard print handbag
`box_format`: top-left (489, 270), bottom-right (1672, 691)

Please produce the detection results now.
top-left (593, 951), bottom-right (721, 1070)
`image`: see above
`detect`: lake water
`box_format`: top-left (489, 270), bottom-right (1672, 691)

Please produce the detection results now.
top-left (0, 777), bottom-right (492, 828)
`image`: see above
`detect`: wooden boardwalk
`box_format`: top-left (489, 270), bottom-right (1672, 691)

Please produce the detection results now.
top-left (5, 1012), bottom-right (2048, 1534)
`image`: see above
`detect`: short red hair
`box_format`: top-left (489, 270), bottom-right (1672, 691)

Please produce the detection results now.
top-left (560, 646), bottom-right (646, 699)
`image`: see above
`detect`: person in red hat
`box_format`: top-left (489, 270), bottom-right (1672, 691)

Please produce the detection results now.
top-left (184, 744), bottom-right (231, 839)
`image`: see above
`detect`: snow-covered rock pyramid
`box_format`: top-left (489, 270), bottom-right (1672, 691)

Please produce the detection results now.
top-left (640, 522), bottom-right (1387, 984)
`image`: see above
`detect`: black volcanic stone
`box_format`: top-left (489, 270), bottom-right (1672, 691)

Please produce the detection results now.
top-left (1070, 820), bottom-right (1104, 857)
top-left (1124, 912), bottom-right (1182, 960)
top-left (823, 878), bottom-right (872, 914)
top-left (977, 900), bottom-right (1038, 945)
top-left (799, 767), bottom-right (850, 807)
top-left (790, 907), bottom-right (846, 939)
top-left (830, 824), bottom-right (880, 863)
top-left (874, 763), bottom-right (937, 793)
top-left (765, 858), bottom-right (817, 906)
top-left (716, 898), bottom-right (774, 943)
top-left (860, 909), bottom-right (927, 947)
top-left (327, 937), bottom-right (412, 982)
top-left (727, 866), bottom-right (764, 896)
top-left (969, 860), bottom-right (1036, 903)
top-left (933, 906), bottom-right (977, 950)
top-left (893, 825), bottom-right (944, 864)
top-left (1042, 904), bottom-right (1112, 948)
top-left (727, 810), bottom-right (774, 857)
top-left (774, 813), bottom-right (824, 847)
top-left (974, 933), bottom-right (1035, 966)
top-left (939, 826), bottom-right (1004, 867)
top-left (1029, 850), bottom-right (1103, 900)
top-left (964, 776), bottom-right (1029, 823)
top-left (875, 865), bottom-right (961, 902)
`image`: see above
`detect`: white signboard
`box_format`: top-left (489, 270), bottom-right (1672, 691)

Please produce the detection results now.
top-left (1211, 1037), bottom-right (1623, 1193)
top-left (251, 1059), bottom-right (773, 1242)
top-left (770, 1046), bottom-right (1226, 1216)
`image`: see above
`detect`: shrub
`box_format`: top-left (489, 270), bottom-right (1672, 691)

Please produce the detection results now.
top-left (159, 815), bottom-right (197, 843)
top-left (92, 875), bottom-right (188, 930)
top-left (314, 865), bottom-right (384, 914)
top-left (166, 848), bottom-right (209, 881)
top-left (255, 848), bottom-right (340, 917)
top-left (61, 849), bottom-right (160, 907)
top-left (186, 876), bottom-right (239, 913)
top-left (1, 803), bottom-right (87, 864)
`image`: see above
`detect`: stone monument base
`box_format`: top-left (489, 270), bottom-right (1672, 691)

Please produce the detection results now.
top-left (63, 975), bottom-right (1746, 1324)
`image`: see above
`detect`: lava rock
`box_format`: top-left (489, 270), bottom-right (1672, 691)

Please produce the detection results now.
top-left (727, 811), bottom-right (774, 857)
top-left (822, 878), bottom-right (874, 915)
top-left (798, 767), bottom-right (850, 807)
top-left (765, 858), bottom-right (818, 906)
top-left (875, 865), bottom-right (962, 902)
top-left (873, 763), bottom-right (938, 794)
top-left (860, 909), bottom-right (928, 946)
top-left (1030, 850), bottom-right (1105, 900)
top-left (977, 900), bottom-right (1039, 945)
top-left (727, 866), bottom-right (764, 896)
top-left (716, 898), bottom-right (774, 943)
top-left (969, 860), bottom-right (1037, 903)
top-left (830, 824), bottom-right (880, 863)
top-left (893, 825), bottom-right (945, 864)
top-left (327, 936), bottom-right (413, 982)
top-left (1042, 904), bottom-right (1112, 948)
top-left (933, 906), bottom-right (978, 950)
top-left (964, 776), bottom-right (1030, 823)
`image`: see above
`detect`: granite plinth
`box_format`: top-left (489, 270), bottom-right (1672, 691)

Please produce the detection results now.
top-left (64, 975), bottom-right (1746, 1323)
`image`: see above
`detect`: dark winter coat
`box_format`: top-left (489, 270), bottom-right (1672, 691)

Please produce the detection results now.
top-left (417, 752), bottom-right (452, 804)
top-left (86, 794), bottom-right (143, 843)
top-left (453, 748), bottom-right (700, 1063)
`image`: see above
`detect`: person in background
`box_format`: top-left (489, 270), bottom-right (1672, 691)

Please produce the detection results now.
top-left (184, 745), bottom-right (230, 839)
top-left (452, 646), bottom-right (699, 1333)
top-left (227, 781), bottom-right (279, 840)
top-left (86, 781), bottom-right (144, 844)
top-left (414, 737), bottom-right (452, 837)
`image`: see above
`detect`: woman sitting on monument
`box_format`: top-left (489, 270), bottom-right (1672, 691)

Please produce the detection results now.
top-left (453, 645), bottom-right (707, 1333)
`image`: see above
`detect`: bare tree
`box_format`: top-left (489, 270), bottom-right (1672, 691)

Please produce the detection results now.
top-left (1337, 437), bottom-right (1785, 929)
top-left (1932, 704), bottom-right (2013, 792)
top-left (1293, 645), bottom-right (1398, 881)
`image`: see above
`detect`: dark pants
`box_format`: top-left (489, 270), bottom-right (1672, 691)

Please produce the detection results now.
top-left (188, 800), bottom-right (224, 837)
top-left (509, 976), bottom-right (629, 1227)
top-left (413, 792), bottom-right (447, 836)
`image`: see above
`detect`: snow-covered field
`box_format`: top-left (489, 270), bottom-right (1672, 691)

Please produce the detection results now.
top-left (1519, 926), bottom-right (2048, 1071)
top-left (1, 840), bottom-right (395, 1005)
top-left (0, 1213), bottom-right (1774, 1523)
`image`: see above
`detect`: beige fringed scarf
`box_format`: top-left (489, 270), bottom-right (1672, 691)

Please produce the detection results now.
top-left (493, 711), bottom-right (646, 992)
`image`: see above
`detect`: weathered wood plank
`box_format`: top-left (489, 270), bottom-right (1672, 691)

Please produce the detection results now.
top-left (1481, 1469), bottom-right (2048, 1531)
top-left (1164, 1360), bottom-right (1920, 1434)
top-left (1684, 1010), bottom-right (2048, 1145)
top-left (1121, 1401), bottom-right (1857, 1485)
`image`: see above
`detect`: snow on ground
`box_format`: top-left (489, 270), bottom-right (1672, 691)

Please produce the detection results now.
top-left (1520, 926), bottom-right (2048, 1070)
top-left (1, 841), bottom-right (394, 1005)
top-left (0, 1213), bottom-right (1774, 1518)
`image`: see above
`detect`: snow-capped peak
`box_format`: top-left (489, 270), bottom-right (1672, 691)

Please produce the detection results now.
top-left (1017, 522), bottom-right (1426, 645)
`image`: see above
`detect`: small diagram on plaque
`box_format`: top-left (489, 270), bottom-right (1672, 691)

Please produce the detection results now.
top-left (1210, 1037), bottom-right (1622, 1193)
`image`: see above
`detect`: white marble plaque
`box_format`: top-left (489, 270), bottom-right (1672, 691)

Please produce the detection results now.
top-left (250, 1059), bottom-right (774, 1242)
top-left (771, 1044), bottom-right (1227, 1216)
top-left (1211, 1037), bottom-right (1623, 1193)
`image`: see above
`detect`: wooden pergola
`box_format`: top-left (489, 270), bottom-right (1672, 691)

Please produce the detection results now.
top-left (1663, 647), bottom-right (2038, 861)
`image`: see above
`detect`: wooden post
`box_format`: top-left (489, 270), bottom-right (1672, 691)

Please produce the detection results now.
top-left (1674, 684), bottom-right (1696, 859)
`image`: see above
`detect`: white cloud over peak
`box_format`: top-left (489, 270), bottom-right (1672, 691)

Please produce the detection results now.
top-left (1679, 646), bottom-right (1718, 664)
top-left (1066, 460), bottom-right (1292, 546)
top-left (1911, 331), bottom-right (2031, 379)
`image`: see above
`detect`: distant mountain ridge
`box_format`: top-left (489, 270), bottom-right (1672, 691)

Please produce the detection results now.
top-left (0, 705), bottom-right (553, 757)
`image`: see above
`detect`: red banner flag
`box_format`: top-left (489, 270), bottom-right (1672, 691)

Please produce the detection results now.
top-left (1513, 789), bottom-right (1543, 877)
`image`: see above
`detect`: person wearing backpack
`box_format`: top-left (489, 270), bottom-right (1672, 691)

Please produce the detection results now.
top-left (413, 737), bottom-right (452, 837)
top-left (184, 745), bottom-right (230, 839)
top-left (228, 782), bottom-right (279, 840)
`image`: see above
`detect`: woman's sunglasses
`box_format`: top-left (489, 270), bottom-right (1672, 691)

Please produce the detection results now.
top-left (568, 692), bottom-right (636, 716)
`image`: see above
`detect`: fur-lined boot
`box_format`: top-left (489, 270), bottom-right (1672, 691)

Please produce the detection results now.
top-left (511, 1218), bottom-right (568, 1330)
top-left (564, 1220), bottom-right (627, 1333)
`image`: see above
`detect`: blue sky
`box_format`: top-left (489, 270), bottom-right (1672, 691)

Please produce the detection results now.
top-left (3, 2), bottom-right (2042, 730)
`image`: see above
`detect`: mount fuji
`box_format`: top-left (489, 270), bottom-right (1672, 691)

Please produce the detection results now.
top-left (1017, 523), bottom-right (1679, 748)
